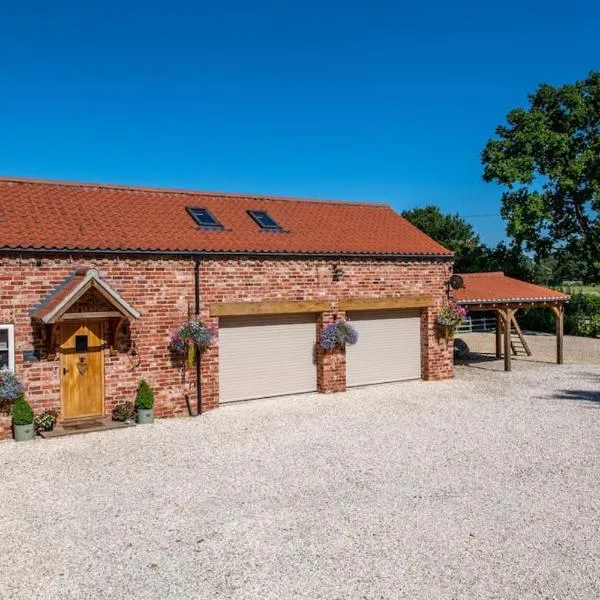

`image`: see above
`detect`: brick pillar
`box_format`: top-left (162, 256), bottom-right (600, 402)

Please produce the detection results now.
top-left (421, 306), bottom-right (453, 380)
top-left (199, 315), bottom-right (219, 412)
top-left (316, 311), bottom-right (346, 393)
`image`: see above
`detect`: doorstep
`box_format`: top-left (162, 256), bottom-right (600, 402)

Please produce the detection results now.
top-left (39, 419), bottom-right (135, 438)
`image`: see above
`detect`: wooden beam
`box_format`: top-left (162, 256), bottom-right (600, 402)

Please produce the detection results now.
top-left (550, 305), bottom-right (564, 364)
top-left (495, 311), bottom-right (502, 358)
top-left (502, 308), bottom-right (515, 371)
top-left (209, 299), bottom-right (331, 317)
top-left (338, 295), bottom-right (434, 311)
top-left (46, 323), bottom-right (59, 359)
top-left (60, 311), bottom-right (123, 320)
top-left (110, 317), bottom-right (123, 356)
top-left (510, 314), bottom-right (532, 356)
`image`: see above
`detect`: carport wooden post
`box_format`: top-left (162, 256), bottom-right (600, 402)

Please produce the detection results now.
top-left (550, 305), bottom-right (565, 365)
top-left (502, 308), bottom-right (515, 372)
top-left (495, 311), bottom-right (502, 358)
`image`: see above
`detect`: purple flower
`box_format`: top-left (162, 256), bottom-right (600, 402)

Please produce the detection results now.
top-left (170, 321), bottom-right (214, 354)
top-left (320, 320), bottom-right (359, 351)
top-left (0, 368), bottom-right (24, 402)
top-left (436, 302), bottom-right (468, 329)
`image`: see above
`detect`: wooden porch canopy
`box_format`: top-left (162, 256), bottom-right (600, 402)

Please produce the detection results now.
top-left (30, 267), bottom-right (141, 355)
top-left (453, 272), bottom-right (569, 372)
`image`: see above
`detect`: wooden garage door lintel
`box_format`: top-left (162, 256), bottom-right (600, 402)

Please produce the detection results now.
top-left (210, 299), bottom-right (331, 317)
top-left (339, 295), bottom-right (433, 311)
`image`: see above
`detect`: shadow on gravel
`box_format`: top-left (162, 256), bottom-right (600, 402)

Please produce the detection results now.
top-left (552, 390), bottom-right (600, 404)
top-left (455, 351), bottom-right (553, 371)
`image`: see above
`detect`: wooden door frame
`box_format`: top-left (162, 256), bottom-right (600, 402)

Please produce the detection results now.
top-left (59, 320), bottom-right (106, 422)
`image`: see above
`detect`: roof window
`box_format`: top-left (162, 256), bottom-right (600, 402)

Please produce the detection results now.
top-left (187, 207), bottom-right (223, 229)
top-left (247, 210), bottom-right (282, 231)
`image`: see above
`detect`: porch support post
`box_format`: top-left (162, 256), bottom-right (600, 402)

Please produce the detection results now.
top-left (551, 305), bottom-right (564, 365)
top-left (502, 308), bottom-right (515, 372)
top-left (495, 311), bottom-right (502, 358)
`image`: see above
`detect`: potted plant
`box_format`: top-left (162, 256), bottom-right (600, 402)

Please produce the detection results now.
top-left (12, 395), bottom-right (35, 442)
top-left (436, 302), bottom-right (468, 341)
top-left (321, 319), bottom-right (359, 351)
top-left (135, 379), bottom-right (155, 424)
top-left (34, 409), bottom-right (59, 433)
top-left (111, 401), bottom-right (135, 423)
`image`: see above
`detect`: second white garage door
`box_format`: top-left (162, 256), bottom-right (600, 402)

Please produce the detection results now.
top-left (219, 313), bottom-right (317, 403)
top-left (346, 309), bottom-right (421, 387)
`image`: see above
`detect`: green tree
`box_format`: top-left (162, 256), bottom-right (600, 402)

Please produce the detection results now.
top-left (481, 241), bottom-right (536, 281)
top-left (552, 240), bottom-right (596, 284)
top-left (401, 205), bottom-right (483, 272)
top-left (482, 71), bottom-right (600, 276)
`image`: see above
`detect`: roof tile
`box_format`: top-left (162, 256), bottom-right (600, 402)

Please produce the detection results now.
top-left (0, 178), bottom-right (452, 256)
top-left (454, 272), bottom-right (568, 304)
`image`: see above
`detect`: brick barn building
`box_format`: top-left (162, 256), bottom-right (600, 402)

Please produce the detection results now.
top-left (0, 177), bottom-right (454, 439)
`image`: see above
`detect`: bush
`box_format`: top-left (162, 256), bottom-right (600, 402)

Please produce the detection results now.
top-left (135, 379), bottom-right (154, 410)
top-left (519, 307), bottom-right (555, 333)
top-left (519, 292), bottom-right (600, 338)
top-left (12, 395), bottom-right (34, 426)
top-left (112, 401), bottom-right (135, 422)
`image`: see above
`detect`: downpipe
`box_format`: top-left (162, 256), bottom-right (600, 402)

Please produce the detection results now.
top-left (194, 256), bottom-right (202, 415)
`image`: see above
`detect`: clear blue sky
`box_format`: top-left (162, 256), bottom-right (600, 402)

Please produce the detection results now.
top-left (1, 1), bottom-right (599, 245)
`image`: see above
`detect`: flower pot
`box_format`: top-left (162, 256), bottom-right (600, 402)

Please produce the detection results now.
top-left (13, 423), bottom-right (35, 442)
top-left (137, 408), bottom-right (154, 425)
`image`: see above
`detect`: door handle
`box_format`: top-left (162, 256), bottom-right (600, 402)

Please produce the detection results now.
top-left (63, 367), bottom-right (69, 376)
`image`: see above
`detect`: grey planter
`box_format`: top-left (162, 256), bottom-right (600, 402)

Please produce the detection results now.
top-left (137, 408), bottom-right (154, 424)
top-left (13, 423), bottom-right (35, 442)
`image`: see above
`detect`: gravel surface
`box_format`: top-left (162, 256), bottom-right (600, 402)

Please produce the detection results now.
top-left (1, 365), bottom-right (600, 599)
top-left (458, 332), bottom-right (600, 369)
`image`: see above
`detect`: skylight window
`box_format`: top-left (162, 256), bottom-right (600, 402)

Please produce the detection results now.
top-left (247, 210), bottom-right (282, 231)
top-left (187, 207), bottom-right (223, 229)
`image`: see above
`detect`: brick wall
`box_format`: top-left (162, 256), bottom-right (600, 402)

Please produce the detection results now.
top-left (0, 253), bottom-right (453, 440)
top-left (198, 257), bottom-right (454, 407)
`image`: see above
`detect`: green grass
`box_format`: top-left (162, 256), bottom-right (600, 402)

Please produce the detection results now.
top-left (559, 284), bottom-right (600, 295)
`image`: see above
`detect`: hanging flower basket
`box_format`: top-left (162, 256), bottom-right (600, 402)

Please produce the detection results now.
top-left (436, 302), bottom-right (468, 340)
top-left (0, 368), bottom-right (24, 408)
top-left (320, 320), bottom-right (359, 352)
top-left (170, 321), bottom-right (214, 366)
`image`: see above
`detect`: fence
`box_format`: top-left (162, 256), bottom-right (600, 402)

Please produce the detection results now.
top-left (456, 315), bottom-right (497, 333)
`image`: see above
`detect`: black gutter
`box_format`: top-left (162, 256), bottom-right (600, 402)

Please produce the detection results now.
top-left (0, 247), bottom-right (454, 260)
top-left (194, 256), bottom-right (202, 416)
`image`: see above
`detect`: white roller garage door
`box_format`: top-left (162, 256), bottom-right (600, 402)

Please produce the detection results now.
top-left (219, 313), bottom-right (317, 403)
top-left (346, 309), bottom-right (421, 387)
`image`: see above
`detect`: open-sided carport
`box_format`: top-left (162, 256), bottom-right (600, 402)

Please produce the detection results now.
top-left (454, 272), bottom-right (569, 371)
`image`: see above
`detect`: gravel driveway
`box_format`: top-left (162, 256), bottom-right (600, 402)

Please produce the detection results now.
top-left (1, 365), bottom-right (600, 599)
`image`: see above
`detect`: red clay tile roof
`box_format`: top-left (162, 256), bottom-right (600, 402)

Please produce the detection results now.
top-left (454, 272), bottom-right (568, 304)
top-left (0, 177), bottom-right (452, 256)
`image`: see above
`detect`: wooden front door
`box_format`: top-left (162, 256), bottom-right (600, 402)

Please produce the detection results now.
top-left (60, 321), bottom-right (105, 420)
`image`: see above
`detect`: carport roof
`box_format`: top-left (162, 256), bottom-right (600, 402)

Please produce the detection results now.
top-left (454, 272), bottom-right (569, 306)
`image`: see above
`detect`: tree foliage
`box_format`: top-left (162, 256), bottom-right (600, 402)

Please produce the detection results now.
top-left (401, 205), bottom-right (482, 272)
top-left (401, 204), bottom-right (537, 278)
top-left (482, 71), bottom-right (600, 275)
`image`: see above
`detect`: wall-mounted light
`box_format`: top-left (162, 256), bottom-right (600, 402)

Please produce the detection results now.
top-left (332, 264), bottom-right (344, 281)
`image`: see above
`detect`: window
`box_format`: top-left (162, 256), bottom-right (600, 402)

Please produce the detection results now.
top-left (247, 210), bottom-right (282, 231)
top-left (75, 335), bottom-right (88, 353)
top-left (186, 207), bottom-right (223, 229)
top-left (0, 324), bottom-right (15, 372)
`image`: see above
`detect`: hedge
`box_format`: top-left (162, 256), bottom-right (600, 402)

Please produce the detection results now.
top-left (519, 292), bottom-right (600, 338)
